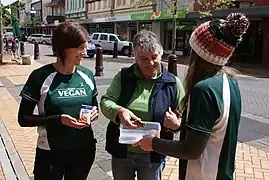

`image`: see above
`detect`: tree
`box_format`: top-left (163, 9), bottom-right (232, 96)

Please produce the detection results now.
top-left (1, 5), bottom-right (12, 27)
top-left (195, 0), bottom-right (235, 17)
top-left (133, 0), bottom-right (235, 54)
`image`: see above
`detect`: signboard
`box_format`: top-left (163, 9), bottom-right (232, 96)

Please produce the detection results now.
top-left (92, 15), bottom-right (131, 23)
top-left (131, 11), bottom-right (186, 21)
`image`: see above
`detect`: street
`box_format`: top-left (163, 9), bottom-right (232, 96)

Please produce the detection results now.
top-left (0, 43), bottom-right (269, 179)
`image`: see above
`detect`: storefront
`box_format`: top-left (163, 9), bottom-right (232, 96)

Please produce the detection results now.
top-left (139, 22), bottom-right (152, 31)
top-left (163, 21), bottom-right (195, 56)
top-left (89, 23), bottom-right (114, 34)
top-left (90, 16), bottom-right (131, 36)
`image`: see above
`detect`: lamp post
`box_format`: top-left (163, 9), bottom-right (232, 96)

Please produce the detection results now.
top-left (30, 7), bottom-right (36, 34)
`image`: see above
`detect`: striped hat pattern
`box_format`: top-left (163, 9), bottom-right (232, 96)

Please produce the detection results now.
top-left (189, 13), bottom-right (250, 66)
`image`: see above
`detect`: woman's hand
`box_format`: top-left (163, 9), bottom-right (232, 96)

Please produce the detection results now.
top-left (164, 107), bottom-right (181, 131)
top-left (61, 114), bottom-right (89, 129)
top-left (118, 107), bottom-right (141, 129)
top-left (90, 106), bottom-right (99, 122)
top-left (132, 130), bottom-right (159, 151)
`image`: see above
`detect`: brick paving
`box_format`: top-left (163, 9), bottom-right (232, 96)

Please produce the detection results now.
top-left (0, 57), bottom-right (269, 179)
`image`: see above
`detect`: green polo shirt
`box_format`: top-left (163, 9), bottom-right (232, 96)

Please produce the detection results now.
top-left (179, 74), bottom-right (241, 180)
top-left (20, 64), bottom-right (98, 151)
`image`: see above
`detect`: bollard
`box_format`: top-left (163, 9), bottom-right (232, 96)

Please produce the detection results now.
top-left (113, 41), bottom-right (118, 58)
top-left (34, 41), bottom-right (40, 60)
top-left (168, 54), bottom-right (178, 76)
top-left (128, 42), bottom-right (133, 57)
top-left (20, 42), bottom-right (25, 56)
top-left (5, 39), bottom-right (8, 48)
top-left (95, 47), bottom-right (104, 76)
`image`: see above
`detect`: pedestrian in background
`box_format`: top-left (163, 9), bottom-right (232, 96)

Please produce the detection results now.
top-left (18, 22), bottom-right (98, 180)
top-left (100, 30), bottom-right (185, 180)
top-left (134, 13), bottom-right (250, 180)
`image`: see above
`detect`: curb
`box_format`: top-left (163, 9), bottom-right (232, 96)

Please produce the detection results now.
top-left (241, 112), bottom-right (269, 124)
top-left (0, 118), bottom-right (30, 180)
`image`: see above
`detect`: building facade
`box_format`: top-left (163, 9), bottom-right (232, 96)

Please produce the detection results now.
top-left (66, 0), bottom-right (86, 21)
top-left (42, 0), bottom-right (65, 34)
top-left (86, 0), bottom-right (156, 39)
top-left (31, 0), bottom-right (42, 22)
top-left (10, 0), bottom-right (20, 20)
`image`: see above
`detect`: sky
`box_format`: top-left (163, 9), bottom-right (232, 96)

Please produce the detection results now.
top-left (2, 0), bottom-right (16, 6)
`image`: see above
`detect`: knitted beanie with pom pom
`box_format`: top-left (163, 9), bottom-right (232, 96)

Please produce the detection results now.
top-left (189, 13), bottom-right (250, 66)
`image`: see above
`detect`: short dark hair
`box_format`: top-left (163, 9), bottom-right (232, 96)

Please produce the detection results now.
top-left (52, 22), bottom-right (89, 61)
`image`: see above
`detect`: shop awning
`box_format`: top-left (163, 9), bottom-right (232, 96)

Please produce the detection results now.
top-left (187, 6), bottom-right (269, 19)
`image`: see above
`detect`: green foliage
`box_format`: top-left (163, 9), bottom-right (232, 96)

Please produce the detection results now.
top-left (23, 20), bottom-right (41, 28)
top-left (195, 0), bottom-right (236, 18)
top-left (1, 5), bottom-right (12, 27)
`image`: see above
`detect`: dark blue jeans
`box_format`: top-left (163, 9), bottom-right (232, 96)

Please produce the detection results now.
top-left (112, 152), bottom-right (165, 180)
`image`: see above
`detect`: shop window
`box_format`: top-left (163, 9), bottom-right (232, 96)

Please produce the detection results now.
top-left (163, 21), bottom-right (193, 56)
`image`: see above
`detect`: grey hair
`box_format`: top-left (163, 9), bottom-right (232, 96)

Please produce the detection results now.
top-left (132, 30), bottom-right (163, 56)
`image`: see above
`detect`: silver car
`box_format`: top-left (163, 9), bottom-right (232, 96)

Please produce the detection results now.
top-left (27, 34), bottom-right (44, 43)
top-left (41, 35), bottom-right (52, 45)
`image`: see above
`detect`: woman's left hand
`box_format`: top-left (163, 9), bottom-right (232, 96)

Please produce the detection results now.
top-left (132, 130), bottom-right (159, 151)
top-left (90, 106), bottom-right (99, 122)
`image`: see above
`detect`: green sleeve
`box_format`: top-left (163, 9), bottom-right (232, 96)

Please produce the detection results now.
top-left (175, 76), bottom-right (185, 110)
top-left (185, 84), bottom-right (221, 136)
top-left (100, 71), bottom-right (122, 123)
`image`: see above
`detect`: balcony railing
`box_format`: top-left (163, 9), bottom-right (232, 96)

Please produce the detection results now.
top-left (46, 15), bottom-right (65, 24)
top-left (51, 0), bottom-right (64, 3)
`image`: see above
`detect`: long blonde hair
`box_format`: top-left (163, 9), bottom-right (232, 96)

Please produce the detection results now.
top-left (181, 50), bottom-right (237, 109)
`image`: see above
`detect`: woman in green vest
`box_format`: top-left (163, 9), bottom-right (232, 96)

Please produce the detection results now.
top-left (134, 13), bottom-right (250, 180)
top-left (18, 22), bottom-right (99, 180)
top-left (100, 30), bottom-right (185, 180)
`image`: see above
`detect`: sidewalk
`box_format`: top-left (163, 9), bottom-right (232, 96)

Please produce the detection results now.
top-left (0, 57), bottom-right (269, 180)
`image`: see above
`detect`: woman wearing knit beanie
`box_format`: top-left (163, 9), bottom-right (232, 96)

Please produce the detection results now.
top-left (133, 13), bottom-right (250, 180)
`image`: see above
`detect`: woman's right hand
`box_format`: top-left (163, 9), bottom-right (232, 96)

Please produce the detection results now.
top-left (61, 114), bottom-right (89, 129)
top-left (118, 107), bottom-right (141, 129)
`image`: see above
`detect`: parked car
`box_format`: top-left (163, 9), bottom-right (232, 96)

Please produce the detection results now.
top-left (27, 34), bottom-right (45, 43)
top-left (87, 40), bottom-right (96, 58)
top-left (52, 41), bottom-right (96, 58)
top-left (90, 33), bottom-right (131, 56)
top-left (40, 34), bottom-right (52, 45)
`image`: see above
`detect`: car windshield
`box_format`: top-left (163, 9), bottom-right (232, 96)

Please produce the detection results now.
top-left (117, 36), bottom-right (126, 41)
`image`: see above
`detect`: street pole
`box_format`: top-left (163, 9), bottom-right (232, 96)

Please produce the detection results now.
top-left (171, 15), bottom-right (176, 54)
top-left (0, 0), bottom-right (3, 65)
top-left (171, 0), bottom-right (177, 54)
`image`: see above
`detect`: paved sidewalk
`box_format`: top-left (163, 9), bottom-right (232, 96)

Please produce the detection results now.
top-left (0, 58), bottom-right (269, 180)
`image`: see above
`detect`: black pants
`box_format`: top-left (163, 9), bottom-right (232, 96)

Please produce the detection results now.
top-left (33, 142), bottom-right (96, 180)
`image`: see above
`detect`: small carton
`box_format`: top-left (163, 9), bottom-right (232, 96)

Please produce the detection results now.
top-left (79, 105), bottom-right (92, 125)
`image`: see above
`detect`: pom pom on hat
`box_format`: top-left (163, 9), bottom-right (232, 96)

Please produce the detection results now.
top-left (189, 13), bottom-right (250, 66)
top-left (226, 13), bottom-right (250, 38)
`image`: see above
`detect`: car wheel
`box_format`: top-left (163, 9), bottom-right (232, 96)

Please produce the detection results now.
top-left (122, 47), bottom-right (129, 56)
top-left (32, 40), bottom-right (35, 43)
top-left (88, 54), bottom-right (94, 58)
top-left (42, 41), bottom-right (46, 45)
